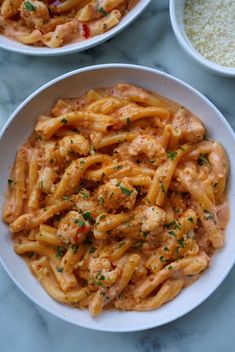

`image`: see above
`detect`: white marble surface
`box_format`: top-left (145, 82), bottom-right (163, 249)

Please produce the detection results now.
top-left (1, 1), bottom-right (235, 351)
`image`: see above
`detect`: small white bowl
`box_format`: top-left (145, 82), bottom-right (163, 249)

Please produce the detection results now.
top-left (0, 0), bottom-right (151, 56)
top-left (1, 64), bottom-right (235, 332)
top-left (169, 0), bottom-right (235, 77)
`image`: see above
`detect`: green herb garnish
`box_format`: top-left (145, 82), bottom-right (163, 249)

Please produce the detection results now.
top-left (167, 151), bottom-right (177, 161)
top-left (99, 196), bottom-right (104, 205)
top-left (83, 212), bottom-right (93, 222)
top-left (164, 221), bottom-right (180, 230)
top-left (160, 183), bottom-right (166, 193)
top-left (187, 216), bottom-right (194, 223)
top-left (198, 154), bottom-right (210, 165)
top-left (204, 209), bottom-right (214, 221)
top-left (168, 230), bottom-right (176, 238)
top-left (24, 1), bottom-right (36, 11)
top-left (97, 6), bottom-right (108, 16)
top-left (60, 117), bottom-right (68, 124)
top-left (119, 185), bottom-right (133, 196)
top-left (56, 267), bottom-right (63, 273)
top-left (56, 246), bottom-right (63, 259)
top-left (177, 239), bottom-right (185, 248)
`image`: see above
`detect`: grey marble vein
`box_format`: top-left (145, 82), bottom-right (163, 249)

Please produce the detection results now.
top-left (1, 0), bottom-right (235, 351)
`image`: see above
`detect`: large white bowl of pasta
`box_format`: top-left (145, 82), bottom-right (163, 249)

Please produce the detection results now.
top-left (0, 0), bottom-right (151, 55)
top-left (0, 64), bottom-right (235, 332)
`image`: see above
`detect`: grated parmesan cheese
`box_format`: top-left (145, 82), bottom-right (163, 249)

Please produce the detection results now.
top-left (184, 0), bottom-right (235, 67)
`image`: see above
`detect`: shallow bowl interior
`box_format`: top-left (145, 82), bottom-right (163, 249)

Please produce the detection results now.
top-left (1, 64), bottom-right (235, 332)
top-left (0, 0), bottom-right (151, 56)
top-left (169, 0), bottom-right (235, 77)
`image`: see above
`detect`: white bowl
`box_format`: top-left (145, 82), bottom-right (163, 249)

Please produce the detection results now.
top-left (169, 0), bottom-right (235, 77)
top-left (0, 0), bottom-right (151, 56)
top-left (1, 64), bottom-right (235, 332)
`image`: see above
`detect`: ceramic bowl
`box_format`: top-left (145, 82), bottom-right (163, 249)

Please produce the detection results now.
top-left (169, 0), bottom-right (235, 77)
top-left (1, 64), bottom-right (235, 332)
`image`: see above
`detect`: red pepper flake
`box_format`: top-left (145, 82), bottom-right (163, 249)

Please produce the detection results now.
top-left (82, 24), bottom-right (91, 39)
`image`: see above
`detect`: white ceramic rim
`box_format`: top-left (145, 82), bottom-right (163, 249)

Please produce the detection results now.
top-left (1, 63), bottom-right (235, 332)
top-left (169, 0), bottom-right (235, 77)
top-left (0, 0), bottom-right (151, 56)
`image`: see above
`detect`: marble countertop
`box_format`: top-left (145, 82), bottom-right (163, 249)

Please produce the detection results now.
top-left (1, 1), bottom-right (235, 351)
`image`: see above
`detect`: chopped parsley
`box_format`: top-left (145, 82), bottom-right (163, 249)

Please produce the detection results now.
top-left (83, 211), bottom-right (93, 222)
top-left (187, 216), bottom-right (194, 223)
top-left (80, 159), bottom-right (85, 164)
top-left (60, 117), bottom-right (68, 124)
top-left (177, 239), bottom-right (185, 248)
top-left (164, 246), bottom-right (169, 251)
top-left (167, 151), bottom-right (177, 161)
top-left (119, 185), bottom-right (133, 196)
top-left (160, 255), bottom-right (169, 263)
top-left (24, 1), bottom-right (36, 11)
top-left (80, 191), bottom-right (89, 199)
top-left (160, 183), bottom-right (166, 193)
top-left (115, 165), bottom-right (123, 170)
top-left (89, 246), bottom-right (97, 254)
top-left (168, 230), bottom-right (176, 238)
top-left (56, 267), bottom-right (63, 273)
top-left (74, 219), bottom-right (85, 228)
top-left (109, 192), bottom-right (114, 199)
top-left (167, 265), bottom-right (173, 270)
top-left (99, 196), bottom-right (104, 205)
top-left (56, 246), bottom-right (63, 259)
top-left (99, 214), bottom-right (106, 220)
top-left (164, 221), bottom-right (180, 230)
top-left (97, 6), bottom-right (108, 16)
top-left (204, 209), bottom-right (214, 221)
top-left (126, 117), bottom-right (131, 124)
top-left (94, 271), bottom-right (105, 286)
top-left (118, 241), bottom-right (126, 248)
top-left (198, 154), bottom-right (210, 165)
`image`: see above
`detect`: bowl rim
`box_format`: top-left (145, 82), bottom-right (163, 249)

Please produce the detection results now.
top-left (1, 63), bottom-right (235, 332)
top-left (0, 0), bottom-right (151, 56)
top-left (169, 0), bottom-right (235, 77)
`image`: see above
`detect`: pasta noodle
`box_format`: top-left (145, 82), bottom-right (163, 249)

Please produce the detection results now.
top-left (0, 0), bottom-right (138, 48)
top-left (2, 83), bottom-right (230, 316)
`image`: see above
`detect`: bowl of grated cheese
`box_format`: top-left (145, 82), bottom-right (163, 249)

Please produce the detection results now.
top-left (169, 0), bottom-right (235, 77)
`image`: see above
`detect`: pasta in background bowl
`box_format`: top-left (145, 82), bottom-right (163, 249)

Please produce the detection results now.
top-left (0, 64), bottom-right (235, 332)
top-left (0, 0), bottom-right (151, 55)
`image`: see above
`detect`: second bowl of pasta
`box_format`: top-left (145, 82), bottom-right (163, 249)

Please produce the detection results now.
top-left (0, 64), bottom-right (235, 332)
top-left (0, 0), bottom-right (151, 55)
